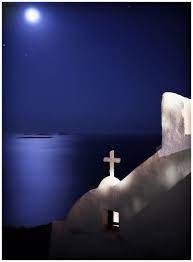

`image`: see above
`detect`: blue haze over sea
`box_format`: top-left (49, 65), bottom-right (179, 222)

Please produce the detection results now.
top-left (3, 134), bottom-right (161, 227)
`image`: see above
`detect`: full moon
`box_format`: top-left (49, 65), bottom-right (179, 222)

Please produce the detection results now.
top-left (25, 8), bottom-right (40, 23)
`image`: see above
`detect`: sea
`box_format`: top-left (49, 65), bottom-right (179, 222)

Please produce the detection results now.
top-left (3, 134), bottom-right (161, 227)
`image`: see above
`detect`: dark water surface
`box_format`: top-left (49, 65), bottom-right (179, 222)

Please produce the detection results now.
top-left (3, 134), bottom-right (161, 227)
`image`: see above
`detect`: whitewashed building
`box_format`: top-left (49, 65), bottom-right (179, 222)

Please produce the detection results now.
top-left (50, 92), bottom-right (191, 259)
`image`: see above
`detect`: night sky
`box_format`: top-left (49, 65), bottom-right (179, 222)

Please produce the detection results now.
top-left (3, 3), bottom-right (191, 135)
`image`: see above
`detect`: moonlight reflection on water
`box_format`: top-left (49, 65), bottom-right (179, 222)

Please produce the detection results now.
top-left (3, 134), bottom-right (161, 227)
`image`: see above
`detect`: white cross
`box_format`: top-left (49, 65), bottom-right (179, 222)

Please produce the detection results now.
top-left (103, 150), bottom-right (121, 177)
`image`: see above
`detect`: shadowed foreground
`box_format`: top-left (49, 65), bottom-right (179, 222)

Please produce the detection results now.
top-left (3, 174), bottom-right (190, 259)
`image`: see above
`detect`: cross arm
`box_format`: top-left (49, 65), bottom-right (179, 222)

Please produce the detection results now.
top-left (114, 158), bottom-right (121, 163)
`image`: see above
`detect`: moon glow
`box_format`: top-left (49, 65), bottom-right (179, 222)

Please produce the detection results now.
top-left (25, 8), bottom-right (40, 24)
